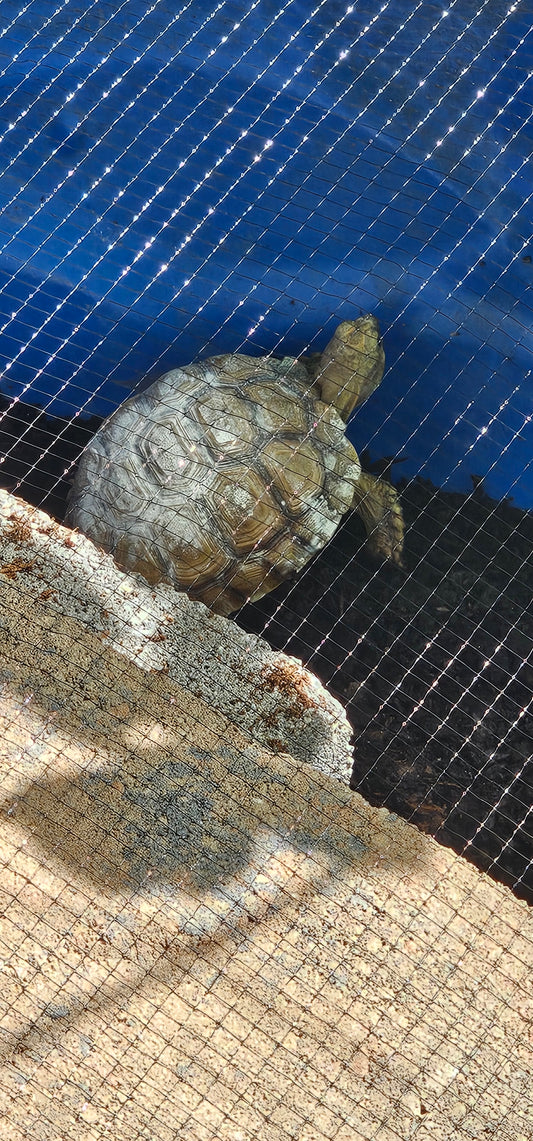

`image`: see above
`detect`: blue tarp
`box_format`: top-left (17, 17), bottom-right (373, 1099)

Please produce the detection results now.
top-left (0, 0), bottom-right (531, 504)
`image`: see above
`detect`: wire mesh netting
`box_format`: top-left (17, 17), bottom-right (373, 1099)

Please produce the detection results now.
top-left (0, 1), bottom-right (532, 1138)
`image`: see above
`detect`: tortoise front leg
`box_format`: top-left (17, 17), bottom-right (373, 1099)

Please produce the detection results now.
top-left (351, 471), bottom-right (404, 567)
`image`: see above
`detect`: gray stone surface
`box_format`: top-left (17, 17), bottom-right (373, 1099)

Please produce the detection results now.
top-left (0, 489), bottom-right (352, 779)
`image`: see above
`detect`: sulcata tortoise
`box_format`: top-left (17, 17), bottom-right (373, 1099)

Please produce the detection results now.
top-left (66, 316), bottom-right (404, 615)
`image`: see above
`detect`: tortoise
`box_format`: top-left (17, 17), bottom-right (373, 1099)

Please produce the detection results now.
top-left (66, 315), bottom-right (404, 615)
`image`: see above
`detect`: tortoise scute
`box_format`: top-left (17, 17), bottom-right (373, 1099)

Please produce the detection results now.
top-left (138, 419), bottom-right (201, 489)
top-left (211, 468), bottom-right (282, 555)
top-left (113, 534), bottom-right (164, 585)
top-left (195, 390), bottom-right (257, 458)
top-left (167, 518), bottom-right (233, 586)
top-left (66, 315), bottom-right (404, 613)
top-left (260, 438), bottom-right (325, 517)
top-left (246, 381), bottom-right (309, 435)
top-left (312, 401), bottom-right (346, 447)
top-left (290, 504), bottom-right (339, 552)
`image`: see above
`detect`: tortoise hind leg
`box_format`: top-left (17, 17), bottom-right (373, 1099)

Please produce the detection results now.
top-left (351, 471), bottom-right (404, 567)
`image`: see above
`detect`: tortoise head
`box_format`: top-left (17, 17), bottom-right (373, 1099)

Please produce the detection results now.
top-left (308, 314), bottom-right (385, 422)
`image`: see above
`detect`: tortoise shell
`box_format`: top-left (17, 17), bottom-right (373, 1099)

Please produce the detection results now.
top-left (66, 317), bottom-right (402, 614)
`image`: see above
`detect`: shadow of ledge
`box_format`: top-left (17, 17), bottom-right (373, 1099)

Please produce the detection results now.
top-left (0, 496), bottom-right (428, 1064)
top-left (0, 493), bottom-right (424, 905)
top-left (0, 610), bottom-right (422, 901)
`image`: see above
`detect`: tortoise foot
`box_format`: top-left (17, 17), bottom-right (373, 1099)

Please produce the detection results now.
top-left (351, 470), bottom-right (404, 567)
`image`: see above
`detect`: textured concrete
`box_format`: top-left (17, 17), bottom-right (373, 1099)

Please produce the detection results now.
top-left (0, 490), bottom-right (353, 779)
top-left (0, 490), bottom-right (531, 1141)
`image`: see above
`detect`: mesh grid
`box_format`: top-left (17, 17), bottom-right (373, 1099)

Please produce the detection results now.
top-left (0, 2), bottom-right (532, 1138)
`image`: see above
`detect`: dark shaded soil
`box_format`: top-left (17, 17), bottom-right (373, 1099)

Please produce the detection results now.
top-left (0, 395), bottom-right (101, 521)
top-left (1, 396), bottom-right (532, 904)
top-left (238, 469), bottom-right (533, 906)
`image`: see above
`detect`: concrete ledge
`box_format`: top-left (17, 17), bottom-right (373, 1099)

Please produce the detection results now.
top-left (0, 491), bottom-right (531, 1141)
top-left (0, 490), bottom-right (353, 779)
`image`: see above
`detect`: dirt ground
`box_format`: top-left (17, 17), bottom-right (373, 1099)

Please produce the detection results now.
top-left (0, 493), bottom-right (531, 1141)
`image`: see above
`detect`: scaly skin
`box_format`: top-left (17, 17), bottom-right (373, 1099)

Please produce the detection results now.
top-left (350, 470), bottom-right (404, 567)
top-left (303, 315), bottom-right (404, 565)
top-left (303, 315), bottom-right (385, 420)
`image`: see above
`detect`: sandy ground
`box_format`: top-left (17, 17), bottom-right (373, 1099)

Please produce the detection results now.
top-left (0, 493), bottom-right (531, 1140)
